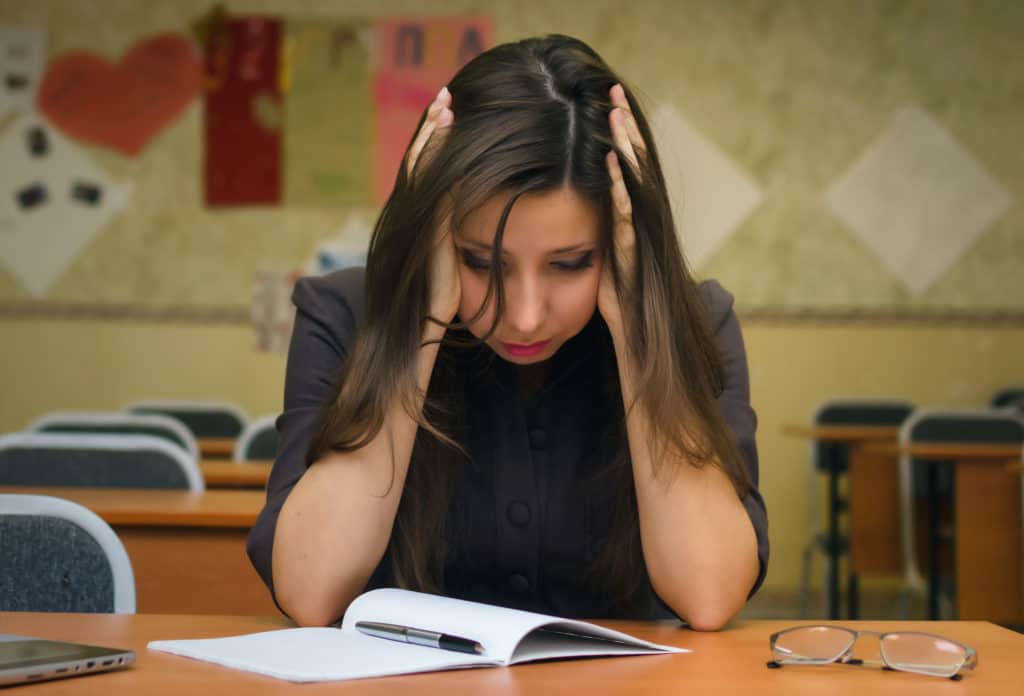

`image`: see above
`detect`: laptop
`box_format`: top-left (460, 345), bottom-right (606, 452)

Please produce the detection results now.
top-left (0, 635), bottom-right (135, 687)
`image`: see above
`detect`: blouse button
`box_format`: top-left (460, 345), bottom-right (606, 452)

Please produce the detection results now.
top-left (506, 500), bottom-right (531, 527)
top-left (508, 573), bottom-right (530, 593)
top-left (528, 428), bottom-right (547, 450)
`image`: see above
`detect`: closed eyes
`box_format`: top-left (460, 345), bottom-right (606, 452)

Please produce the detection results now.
top-left (457, 248), bottom-right (594, 273)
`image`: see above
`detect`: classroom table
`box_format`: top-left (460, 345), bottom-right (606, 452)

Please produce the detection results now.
top-left (199, 460), bottom-right (272, 488)
top-left (197, 438), bottom-right (236, 459)
top-left (0, 486), bottom-right (276, 616)
top-left (862, 441), bottom-right (1024, 623)
top-left (781, 425), bottom-right (903, 619)
top-left (3, 613), bottom-right (1019, 694)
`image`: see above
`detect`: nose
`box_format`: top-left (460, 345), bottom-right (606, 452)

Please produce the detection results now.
top-left (504, 272), bottom-right (546, 338)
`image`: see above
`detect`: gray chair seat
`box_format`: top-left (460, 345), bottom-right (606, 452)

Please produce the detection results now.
top-left (0, 493), bottom-right (136, 613)
top-left (28, 411), bottom-right (199, 461)
top-left (125, 400), bottom-right (248, 439)
top-left (0, 433), bottom-right (204, 491)
top-left (232, 414), bottom-right (279, 461)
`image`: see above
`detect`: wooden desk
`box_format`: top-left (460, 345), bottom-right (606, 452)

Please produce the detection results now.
top-left (0, 486), bottom-right (276, 616)
top-left (200, 460), bottom-right (272, 488)
top-left (783, 425), bottom-right (903, 619)
top-left (863, 441), bottom-right (1024, 624)
top-left (197, 438), bottom-right (236, 458)
top-left (4, 614), bottom-right (1020, 694)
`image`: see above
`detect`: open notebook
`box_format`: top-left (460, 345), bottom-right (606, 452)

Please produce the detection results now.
top-left (148, 588), bottom-right (686, 682)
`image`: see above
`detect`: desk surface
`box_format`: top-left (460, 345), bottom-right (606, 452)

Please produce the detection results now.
top-left (200, 460), bottom-right (272, 488)
top-left (197, 438), bottom-right (236, 458)
top-left (3, 614), bottom-right (1020, 695)
top-left (0, 486), bottom-right (264, 528)
top-left (782, 424), bottom-right (901, 442)
top-left (864, 441), bottom-right (1023, 460)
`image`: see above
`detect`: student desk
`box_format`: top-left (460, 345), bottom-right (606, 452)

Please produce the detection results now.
top-left (3, 614), bottom-right (1020, 694)
top-left (0, 486), bottom-right (276, 616)
top-left (863, 441), bottom-right (1023, 623)
top-left (197, 438), bottom-right (236, 459)
top-left (782, 425), bottom-right (903, 619)
top-left (199, 460), bottom-right (272, 488)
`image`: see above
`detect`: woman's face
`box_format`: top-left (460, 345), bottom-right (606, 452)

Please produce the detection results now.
top-left (455, 186), bottom-right (602, 365)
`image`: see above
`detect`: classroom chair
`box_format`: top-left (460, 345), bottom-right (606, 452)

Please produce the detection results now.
top-left (0, 432), bottom-right (204, 491)
top-left (800, 398), bottom-right (915, 620)
top-left (0, 493), bottom-right (136, 612)
top-left (991, 387), bottom-right (1024, 412)
top-left (125, 399), bottom-right (248, 439)
top-left (233, 414), bottom-right (279, 461)
top-left (898, 408), bottom-right (1024, 620)
top-left (28, 411), bottom-right (199, 461)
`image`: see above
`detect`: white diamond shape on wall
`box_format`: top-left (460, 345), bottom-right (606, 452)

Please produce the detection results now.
top-left (0, 113), bottom-right (133, 296)
top-left (824, 107), bottom-right (1013, 295)
top-left (652, 103), bottom-right (763, 270)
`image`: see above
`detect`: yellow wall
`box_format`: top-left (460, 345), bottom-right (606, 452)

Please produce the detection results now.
top-left (2, 0), bottom-right (1022, 593)
top-left (4, 318), bottom-right (1022, 590)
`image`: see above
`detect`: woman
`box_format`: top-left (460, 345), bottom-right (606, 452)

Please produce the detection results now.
top-left (248, 35), bottom-right (768, 630)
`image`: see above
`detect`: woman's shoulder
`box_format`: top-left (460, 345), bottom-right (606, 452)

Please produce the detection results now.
top-left (696, 279), bottom-right (736, 332)
top-left (292, 266), bottom-right (366, 326)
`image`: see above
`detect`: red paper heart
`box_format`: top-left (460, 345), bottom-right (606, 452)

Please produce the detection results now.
top-left (38, 33), bottom-right (201, 156)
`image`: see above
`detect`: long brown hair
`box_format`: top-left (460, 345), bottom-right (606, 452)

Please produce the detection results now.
top-left (308, 35), bottom-right (751, 609)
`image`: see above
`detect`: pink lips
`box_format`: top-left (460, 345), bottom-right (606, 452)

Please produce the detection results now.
top-left (502, 340), bottom-right (549, 357)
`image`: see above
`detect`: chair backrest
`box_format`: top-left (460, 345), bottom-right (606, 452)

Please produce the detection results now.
top-left (902, 408), bottom-right (1024, 444)
top-left (812, 399), bottom-right (916, 473)
top-left (0, 432), bottom-right (204, 491)
top-left (232, 414), bottom-right (279, 461)
top-left (28, 411), bottom-right (199, 461)
top-left (125, 400), bottom-right (248, 439)
top-left (897, 408), bottom-right (1024, 592)
top-left (991, 387), bottom-right (1024, 412)
top-left (0, 493), bottom-right (136, 612)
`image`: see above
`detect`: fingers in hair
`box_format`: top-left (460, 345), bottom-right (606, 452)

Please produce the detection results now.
top-left (606, 150), bottom-right (633, 223)
top-left (610, 108), bottom-right (640, 174)
top-left (609, 83), bottom-right (647, 157)
top-left (407, 87), bottom-right (453, 176)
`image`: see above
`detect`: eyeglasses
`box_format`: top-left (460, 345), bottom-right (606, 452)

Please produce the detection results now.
top-left (767, 625), bottom-right (978, 680)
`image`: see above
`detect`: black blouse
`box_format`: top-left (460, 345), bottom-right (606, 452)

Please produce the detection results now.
top-left (247, 267), bottom-right (769, 620)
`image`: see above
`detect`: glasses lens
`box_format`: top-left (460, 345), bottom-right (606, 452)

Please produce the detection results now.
top-left (773, 626), bottom-right (854, 663)
top-left (880, 633), bottom-right (966, 677)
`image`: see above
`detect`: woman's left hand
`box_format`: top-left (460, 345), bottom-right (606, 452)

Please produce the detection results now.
top-left (598, 83), bottom-right (647, 337)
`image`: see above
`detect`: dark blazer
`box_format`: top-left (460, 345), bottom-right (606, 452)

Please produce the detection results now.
top-left (247, 267), bottom-right (769, 620)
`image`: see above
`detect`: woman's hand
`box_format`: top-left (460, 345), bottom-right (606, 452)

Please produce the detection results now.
top-left (406, 86), bottom-right (461, 325)
top-left (598, 83), bottom-right (646, 338)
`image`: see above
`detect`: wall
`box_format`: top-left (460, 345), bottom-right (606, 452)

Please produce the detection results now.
top-left (2, 0), bottom-right (1022, 591)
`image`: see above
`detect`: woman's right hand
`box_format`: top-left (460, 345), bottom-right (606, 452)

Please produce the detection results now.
top-left (406, 86), bottom-right (461, 325)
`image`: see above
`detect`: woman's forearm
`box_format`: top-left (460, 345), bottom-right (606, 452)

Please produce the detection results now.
top-left (611, 331), bottom-right (759, 631)
top-left (272, 322), bottom-right (447, 626)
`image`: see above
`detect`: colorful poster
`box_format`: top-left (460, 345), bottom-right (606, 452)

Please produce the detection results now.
top-left (283, 21), bottom-right (372, 207)
top-left (0, 115), bottom-right (132, 295)
top-left (0, 26), bottom-right (45, 118)
top-left (204, 18), bottom-right (283, 206)
top-left (372, 17), bottom-right (492, 204)
top-left (37, 33), bottom-right (201, 156)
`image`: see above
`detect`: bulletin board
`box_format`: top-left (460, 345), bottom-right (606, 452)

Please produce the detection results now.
top-left (0, 0), bottom-right (1021, 325)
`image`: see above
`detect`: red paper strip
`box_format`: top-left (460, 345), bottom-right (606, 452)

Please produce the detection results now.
top-left (204, 18), bottom-right (283, 206)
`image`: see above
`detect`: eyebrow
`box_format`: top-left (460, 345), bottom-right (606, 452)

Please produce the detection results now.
top-left (458, 240), bottom-right (593, 255)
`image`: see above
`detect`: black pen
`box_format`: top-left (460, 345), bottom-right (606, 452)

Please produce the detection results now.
top-left (355, 621), bottom-right (484, 655)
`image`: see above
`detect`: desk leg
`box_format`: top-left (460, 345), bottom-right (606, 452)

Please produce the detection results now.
top-left (827, 459), bottom-right (840, 620)
top-left (927, 462), bottom-right (941, 620)
top-left (956, 459), bottom-right (1023, 622)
